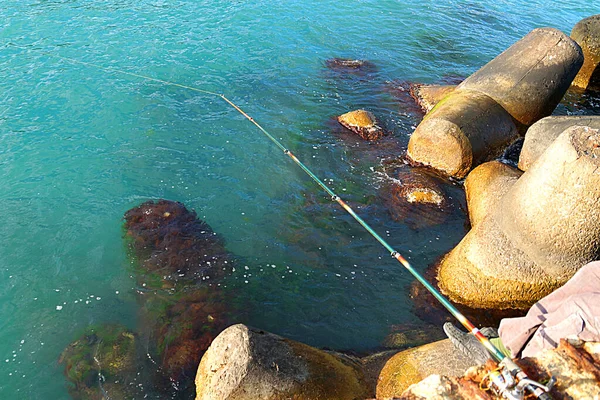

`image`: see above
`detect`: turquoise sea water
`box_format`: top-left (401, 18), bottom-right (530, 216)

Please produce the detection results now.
top-left (1, 1), bottom-right (598, 398)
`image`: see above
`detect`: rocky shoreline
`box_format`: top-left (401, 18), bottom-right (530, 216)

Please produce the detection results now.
top-left (59, 14), bottom-right (600, 400)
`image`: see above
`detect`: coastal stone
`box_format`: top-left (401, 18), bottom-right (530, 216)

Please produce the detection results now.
top-left (409, 84), bottom-right (457, 113)
top-left (325, 58), bottom-right (378, 75)
top-left (438, 126), bottom-right (600, 309)
top-left (399, 340), bottom-right (600, 399)
top-left (571, 14), bottom-right (600, 91)
top-left (195, 324), bottom-right (369, 400)
top-left (407, 90), bottom-right (518, 178)
top-left (375, 339), bottom-right (477, 398)
top-left (124, 200), bottom-right (240, 390)
top-left (382, 324), bottom-right (446, 350)
top-left (59, 324), bottom-right (140, 400)
top-left (464, 161), bottom-right (522, 227)
top-left (385, 166), bottom-right (451, 229)
top-left (518, 115), bottom-right (600, 171)
top-left (337, 109), bottom-right (384, 141)
top-left (458, 27), bottom-right (583, 127)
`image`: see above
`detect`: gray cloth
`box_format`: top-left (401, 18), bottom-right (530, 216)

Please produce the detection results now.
top-left (499, 260), bottom-right (600, 358)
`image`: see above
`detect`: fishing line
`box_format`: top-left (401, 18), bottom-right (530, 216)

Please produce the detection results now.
top-left (11, 44), bottom-right (552, 399)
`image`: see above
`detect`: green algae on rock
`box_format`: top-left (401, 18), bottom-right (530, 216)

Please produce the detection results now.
top-left (59, 324), bottom-right (138, 400)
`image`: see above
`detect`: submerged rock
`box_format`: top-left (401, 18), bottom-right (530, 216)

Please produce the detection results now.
top-left (59, 324), bottom-right (140, 400)
top-left (124, 200), bottom-right (241, 391)
top-left (571, 14), bottom-right (600, 91)
top-left (195, 324), bottom-right (370, 400)
top-left (383, 165), bottom-right (454, 229)
top-left (325, 58), bottom-right (378, 75)
top-left (337, 109), bottom-right (384, 141)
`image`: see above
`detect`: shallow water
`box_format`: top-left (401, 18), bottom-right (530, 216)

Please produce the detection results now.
top-left (0, 1), bottom-right (598, 398)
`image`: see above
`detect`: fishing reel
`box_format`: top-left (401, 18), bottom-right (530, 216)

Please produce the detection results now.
top-left (484, 358), bottom-right (556, 400)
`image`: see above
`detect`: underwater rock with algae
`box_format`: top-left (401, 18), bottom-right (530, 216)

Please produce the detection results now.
top-left (59, 324), bottom-right (142, 400)
top-left (124, 199), bottom-right (244, 392)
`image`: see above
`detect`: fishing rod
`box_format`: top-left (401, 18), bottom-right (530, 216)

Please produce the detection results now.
top-left (22, 47), bottom-right (553, 399)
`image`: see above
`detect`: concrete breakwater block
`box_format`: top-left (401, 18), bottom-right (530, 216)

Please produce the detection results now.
top-left (409, 84), bottom-right (457, 113)
top-left (407, 90), bottom-right (518, 178)
top-left (571, 14), bottom-right (600, 91)
top-left (438, 125), bottom-right (600, 309)
top-left (407, 28), bottom-right (583, 178)
top-left (464, 161), bottom-right (522, 228)
top-left (518, 115), bottom-right (600, 171)
top-left (458, 28), bottom-right (583, 127)
top-left (195, 324), bottom-right (369, 400)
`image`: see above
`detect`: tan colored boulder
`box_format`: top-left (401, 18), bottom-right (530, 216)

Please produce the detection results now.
top-left (438, 126), bottom-right (600, 309)
top-left (571, 14), bottom-right (600, 91)
top-left (409, 84), bottom-right (457, 113)
top-left (337, 109), bottom-right (384, 141)
top-left (375, 339), bottom-right (477, 399)
top-left (464, 161), bottom-right (522, 227)
top-left (407, 90), bottom-right (518, 178)
top-left (458, 28), bottom-right (583, 127)
top-left (399, 340), bottom-right (600, 399)
top-left (195, 324), bottom-right (369, 400)
top-left (518, 115), bottom-right (600, 171)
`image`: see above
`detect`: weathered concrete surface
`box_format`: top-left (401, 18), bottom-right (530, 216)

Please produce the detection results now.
top-left (438, 126), bottom-right (600, 309)
top-left (337, 109), bottom-right (384, 141)
top-left (407, 90), bottom-right (518, 178)
top-left (398, 340), bottom-right (600, 399)
top-left (195, 324), bottom-right (369, 400)
top-left (409, 84), bottom-right (457, 113)
top-left (571, 14), bottom-right (600, 91)
top-left (464, 161), bottom-right (522, 227)
top-left (518, 115), bottom-right (600, 171)
top-left (375, 339), bottom-right (477, 399)
top-left (458, 28), bottom-right (583, 127)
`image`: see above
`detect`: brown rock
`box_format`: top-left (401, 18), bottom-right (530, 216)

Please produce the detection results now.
top-left (375, 339), bottom-right (477, 399)
top-left (518, 115), bottom-right (600, 171)
top-left (571, 14), bottom-right (600, 91)
top-left (195, 324), bottom-right (369, 400)
top-left (337, 109), bottom-right (384, 141)
top-left (464, 161), bottom-right (522, 227)
top-left (399, 340), bottom-right (600, 399)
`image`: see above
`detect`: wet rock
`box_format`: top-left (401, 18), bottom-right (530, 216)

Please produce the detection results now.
top-left (398, 339), bottom-right (600, 399)
top-left (384, 166), bottom-right (451, 229)
top-left (124, 199), bottom-right (231, 286)
top-left (464, 161), bottom-right (522, 227)
top-left (59, 324), bottom-right (140, 400)
top-left (407, 90), bottom-right (518, 178)
top-left (337, 109), bottom-right (384, 141)
top-left (408, 28), bottom-right (584, 178)
top-left (458, 27), bottom-right (583, 128)
top-left (325, 58), bottom-right (378, 75)
top-left (375, 339), bottom-right (478, 398)
top-left (571, 14), bottom-right (600, 91)
top-left (518, 115), bottom-right (600, 171)
top-left (438, 126), bottom-right (600, 309)
top-left (195, 324), bottom-right (369, 400)
top-left (124, 200), bottom-right (241, 390)
top-left (409, 84), bottom-right (457, 113)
